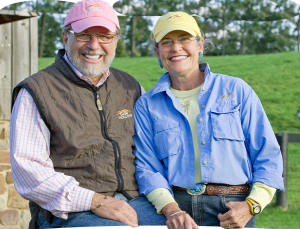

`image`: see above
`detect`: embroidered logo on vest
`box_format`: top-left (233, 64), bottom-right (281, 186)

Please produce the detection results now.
top-left (117, 109), bottom-right (132, 119)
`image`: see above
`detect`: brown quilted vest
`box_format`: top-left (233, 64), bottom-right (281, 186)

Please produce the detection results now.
top-left (12, 49), bottom-right (141, 199)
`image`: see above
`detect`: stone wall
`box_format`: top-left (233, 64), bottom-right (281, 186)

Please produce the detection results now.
top-left (0, 121), bottom-right (30, 229)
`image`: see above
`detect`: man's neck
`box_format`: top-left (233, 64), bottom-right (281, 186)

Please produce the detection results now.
top-left (89, 75), bottom-right (103, 86)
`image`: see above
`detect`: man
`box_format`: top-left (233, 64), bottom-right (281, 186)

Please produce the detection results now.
top-left (10, 0), bottom-right (165, 228)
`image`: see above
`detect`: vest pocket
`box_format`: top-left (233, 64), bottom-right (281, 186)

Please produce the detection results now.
top-left (153, 119), bottom-right (182, 160)
top-left (210, 105), bottom-right (245, 141)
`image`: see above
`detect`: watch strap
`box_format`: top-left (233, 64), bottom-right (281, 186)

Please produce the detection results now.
top-left (246, 198), bottom-right (261, 215)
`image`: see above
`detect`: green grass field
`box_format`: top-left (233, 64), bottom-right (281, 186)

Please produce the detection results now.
top-left (39, 51), bottom-right (300, 228)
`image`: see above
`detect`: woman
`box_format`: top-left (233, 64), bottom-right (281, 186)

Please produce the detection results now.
top-left (133, 11), bottom-right (284, 229)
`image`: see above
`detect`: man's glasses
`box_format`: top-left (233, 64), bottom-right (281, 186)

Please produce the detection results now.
top-left (159, 36), bottom-right (197, 50)
top-left (68, 30), bottom-right (116, 43)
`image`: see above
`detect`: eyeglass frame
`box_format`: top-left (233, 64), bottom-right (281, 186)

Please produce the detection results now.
top-left (156, 35), bottom-right (200, 50)
top-left (68, 30), bottom-right (117, 44)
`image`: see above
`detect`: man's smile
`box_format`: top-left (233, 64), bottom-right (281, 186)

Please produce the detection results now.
top-left (82, 54), bottom-right (102, 60)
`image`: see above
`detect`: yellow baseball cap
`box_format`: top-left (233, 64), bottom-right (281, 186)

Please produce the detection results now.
top-left (153, 11), bottom-right (201, 42)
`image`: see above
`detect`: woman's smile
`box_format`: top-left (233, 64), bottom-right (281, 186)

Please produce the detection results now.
top-left (169, 55), bottom-right (188, 62)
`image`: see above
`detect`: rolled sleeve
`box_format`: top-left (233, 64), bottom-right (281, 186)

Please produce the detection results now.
top-left (146, 188), bottom-right (177, 214)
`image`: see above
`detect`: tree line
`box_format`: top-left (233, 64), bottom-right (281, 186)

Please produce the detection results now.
top-left (4, 0), bottom-right (300, 57)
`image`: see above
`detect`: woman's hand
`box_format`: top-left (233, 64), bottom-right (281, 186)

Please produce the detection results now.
top-left (218, 201), bottom-right (253, 228)
top-left (90, 193), bottom-right (138, 227)
top-left (162, 202), bottom-right (198, 229)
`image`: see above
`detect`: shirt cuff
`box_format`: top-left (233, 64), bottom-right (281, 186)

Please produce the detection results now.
top-left (146, 188), bottom-right (177, 214)
top-left (52, 187), bottom-right (95, 219)
top-left (71, 186), bottom-right (95, 212)
top-left (247, 182), bottom-right (277, 211)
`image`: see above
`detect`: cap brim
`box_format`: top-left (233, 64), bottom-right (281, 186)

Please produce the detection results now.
top-left (71, 17), bottom-right (117, 33)
top-left (155, 25), bottom-right (197, 42)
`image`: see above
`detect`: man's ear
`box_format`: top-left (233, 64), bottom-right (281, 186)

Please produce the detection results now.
top-left (62, 30), bottom-right (68, 49)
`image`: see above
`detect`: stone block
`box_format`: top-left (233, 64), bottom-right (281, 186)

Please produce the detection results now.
top-left (0, 140), bottom-right (9, 151)
top-left (0, 128), bottom-right (5, 140)
top-left (8, 186), bottom-right (28, 209)
top-left (0, 227), bottom-right (20, 229)
top-left (0, 121), bottom-right (10, 151)
top-left (0, 193), bottom-right (8, 211)
top-left (0, 139), bottom-right (9, 152)
top-left (0, 209), bottom-right (19, 225)
top-left (0, 151), bottom-right (10, 164)
top-left (0, 174), bottom-right (6, 194)
top-left (20, 209), bottom-right (31, 229)
top-left (0, 165), bottom-right (11, 171)
top-left (6, 172), bottom-right (13, 184)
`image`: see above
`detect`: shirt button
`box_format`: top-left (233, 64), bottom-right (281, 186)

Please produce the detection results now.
top-left (202, 141), bottom-right (206, 145)
top-left (209, 90), bottom-right (211, 93)
top-left (202, 105), bottom-right (205, 109)
top-left (199, 119), bottom-right (203, 122)
top-left (202, 87), bottom-right (205, 91)
top-left (203, 161), bottom-right (207, 165)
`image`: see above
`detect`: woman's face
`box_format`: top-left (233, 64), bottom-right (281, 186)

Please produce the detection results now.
top-left (155, 30), bottom-right (203, 77)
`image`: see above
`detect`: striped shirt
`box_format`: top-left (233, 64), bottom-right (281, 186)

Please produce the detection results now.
top-left (10, 54), bottom-right (142, 219)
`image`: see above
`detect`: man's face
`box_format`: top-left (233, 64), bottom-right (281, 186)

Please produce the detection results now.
top-left (63, 26), bottom-right (118, 78)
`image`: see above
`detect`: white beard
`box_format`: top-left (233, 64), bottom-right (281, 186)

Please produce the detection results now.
top-left (66, 42), bottom-right (115, 78)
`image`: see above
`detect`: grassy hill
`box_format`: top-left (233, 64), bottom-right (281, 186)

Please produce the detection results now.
top-left (111, 52), bottom-right (300, 134)
top-left (39, 52), bottom-right (300, 228)
top-left (40, 52), bottom-right (300, 133)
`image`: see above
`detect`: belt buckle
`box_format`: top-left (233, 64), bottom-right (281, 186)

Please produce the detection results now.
top-left (186, 184), bottom-right (206, 195)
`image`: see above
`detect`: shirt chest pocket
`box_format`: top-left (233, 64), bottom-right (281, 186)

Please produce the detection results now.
top-left (210, 104), bottom-right (245, 141)
top-left (153, 119), bottom-right (182, 160)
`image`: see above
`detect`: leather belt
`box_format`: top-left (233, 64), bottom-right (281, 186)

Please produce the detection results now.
top-left (173, 184), bottom-right (251, 196)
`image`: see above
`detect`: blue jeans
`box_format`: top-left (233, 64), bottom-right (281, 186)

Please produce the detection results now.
top-left (37, 193), bottom-right (166, 228)
top-left (174, 191), bottom-right (255, 227)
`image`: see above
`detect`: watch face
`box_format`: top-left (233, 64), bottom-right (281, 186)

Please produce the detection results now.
top-left (253, 205), bottom-right (261, 214)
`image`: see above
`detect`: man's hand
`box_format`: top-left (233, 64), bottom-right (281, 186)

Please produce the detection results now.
top-left (218, 201), bottom-right (253, 228)
top-left (162, 202), bottom-right (198, 229)
top-left (91, 193), bottom-right (138, 227)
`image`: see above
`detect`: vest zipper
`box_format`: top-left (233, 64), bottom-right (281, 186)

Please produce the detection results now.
top-left (95, 89), bottom-right (124, 192)
top-left (96, 91), bottom-right (103, 110)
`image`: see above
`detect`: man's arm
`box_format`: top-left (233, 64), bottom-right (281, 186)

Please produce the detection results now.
top-left (10, 88), bottom-right (138, 226)
top-left (10, 88), bottom-right (95, 219)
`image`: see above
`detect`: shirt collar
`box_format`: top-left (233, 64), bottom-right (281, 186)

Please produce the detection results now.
top-left (151, 63), bottom-right (211, 97)
top-left (63, 53), bottom-right (110, 87)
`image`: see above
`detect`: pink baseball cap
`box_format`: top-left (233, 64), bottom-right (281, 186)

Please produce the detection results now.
top-left (64, 0), bottom-right (120, 33)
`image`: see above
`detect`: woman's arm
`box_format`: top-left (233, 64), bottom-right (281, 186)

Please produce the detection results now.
top-left (133, 102), bottom-right (172, 195)
top-left (241, 88), bottom-right (283, 190)
top-left (133, 101), bottom-right (197, 229)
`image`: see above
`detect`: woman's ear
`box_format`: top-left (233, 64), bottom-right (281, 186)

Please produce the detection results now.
top-left (154, 46), bottom-right (160, 59)
top-left (199, 37), bottom-right (204, 53)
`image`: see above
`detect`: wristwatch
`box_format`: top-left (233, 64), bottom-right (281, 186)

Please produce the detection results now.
top-left (246, 198), bottom-right (261, 215)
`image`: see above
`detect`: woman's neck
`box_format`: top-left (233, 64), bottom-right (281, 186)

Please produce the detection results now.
top-left (170, 69), bottom-right (204, 91)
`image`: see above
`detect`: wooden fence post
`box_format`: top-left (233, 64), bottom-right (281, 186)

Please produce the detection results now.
top-left (275, 133), bottom-right (288, 210)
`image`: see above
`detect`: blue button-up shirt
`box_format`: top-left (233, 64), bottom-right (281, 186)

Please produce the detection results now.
top-left (133, 63), bottom-right (284, 196)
